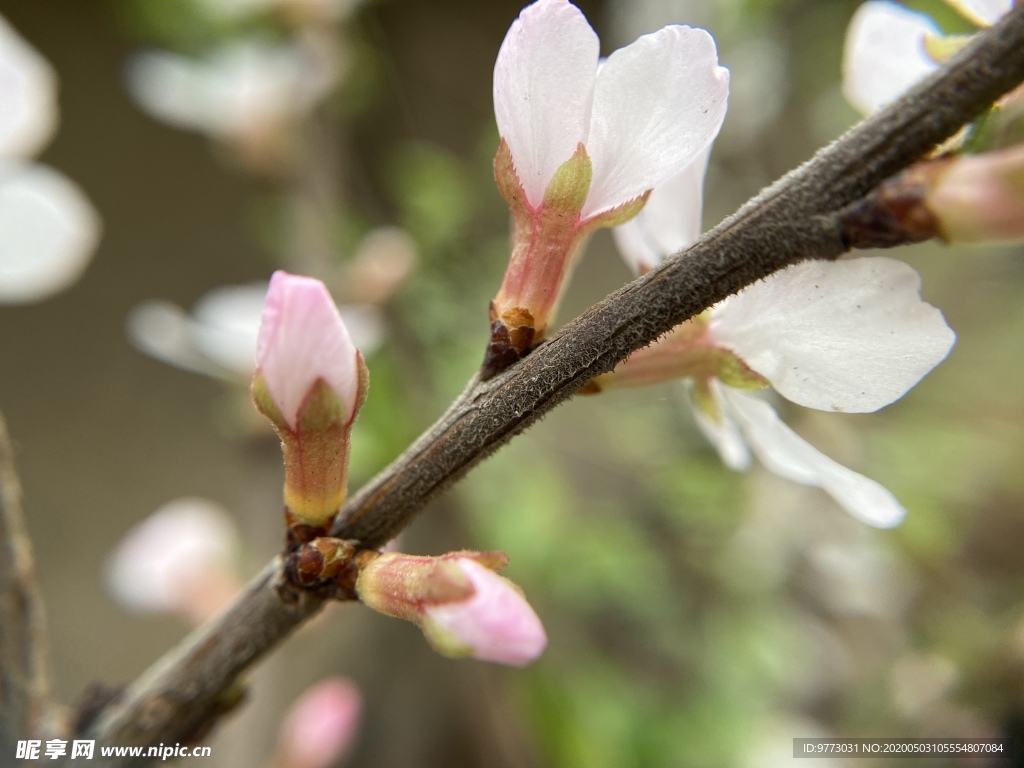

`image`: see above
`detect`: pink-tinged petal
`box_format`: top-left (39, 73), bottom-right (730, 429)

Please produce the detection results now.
top-left (722, 389), bottom-right (906, 528)
top-left (584, 25), bottom-right (728, 218)
top-left (709, 258), bottom-right (955, 414)
top-left (842, 1), bottom-right (940, 115)
top-left (689, 380), bottom-right (752, 471)
top-left (493, 0), bottom-right (599, 208)
top-left (0, 16), bottom-right (57, 158)
top-left (276, 679), bottom-right (361, 768)
top-left (943, 0), bottom-right (1012, 26)
top-left (104, 498), bottom-right (240, 620)
top-left (612, 145), bottom-right (712, 274)
top-left (0, 162), bottom-right (101, 304)
top-left (256, 271), bottom-right (361, 428)
top-left (425, 559), bottom-right (547, 667)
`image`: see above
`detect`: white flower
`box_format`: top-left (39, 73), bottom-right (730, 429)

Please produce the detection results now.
top-left (696, 258), bottom-right (954, 527)
top-left (0, 14), bottom-right (100, 304)
top-left (0, 161), bottom-right (100, 303)
top-left (842, 0), bottom-right (1012, 115)
top-left (485, 0), bottom-right (728, 373)
top-left (611, 165), bottom-right (955, 527)
top-left (494, 0), bottom-right (729, 219)
top-left (0, 14), bottom-right (56, 158)
top-left (125, 40), bottom-right (339, 169)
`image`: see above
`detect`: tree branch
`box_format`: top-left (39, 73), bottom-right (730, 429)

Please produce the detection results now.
top-left (0, 412), bottom-right (62, 755)
top-left (79, 8), bottom-right (1024, 764)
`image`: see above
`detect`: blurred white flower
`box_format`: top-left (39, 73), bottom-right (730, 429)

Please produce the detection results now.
top-left (842, 0), bottom-right (1012, 115)
top-left (126, 281), bottom-right (383, 382)
top-left (0, 15), bottom-right (56, 157)
top-left (0, 14), bottom-right (100, 304)
top-left (105, 497), bottom-right (241, 624)
top-left (126, 40), bottom-right (339, 169)
top-left (0, 161), bottom-right (100, 303)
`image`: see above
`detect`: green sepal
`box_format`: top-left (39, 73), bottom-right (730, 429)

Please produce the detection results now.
top-left (251, 370), bottom-right (287, 429)
top-left (923, 32), bottom-right (971, 65)
top-left (296, 378), bottom-right (349, 433)
top-left (420, 617), bottom-right (474, 659)
top-left (690, 378), bottom-right (722, 423)
top-left (494, 138), bottom-right (531, 217)
top-left (582, 190), bottom-right (651, 232)
top-left (542, 142), bottom-right (592, 214)
top-left (715, 351), bottom-right (770, 391)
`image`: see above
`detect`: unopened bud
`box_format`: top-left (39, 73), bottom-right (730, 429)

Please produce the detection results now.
top-left (356, 551), bottom-right (547, 666)
top-left (274, 678), bottom-right (361, 768)
top-left (285, 537), bottom-right (357, 587)
top-left (253, 271), bottom-right (369, 536)
top-left (926, 144), bottom-right (1024, 243)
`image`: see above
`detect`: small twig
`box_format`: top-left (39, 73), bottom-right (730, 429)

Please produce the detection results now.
top-left (0, 412), bottom-right (62, 754)
top-left (78, 8), bottom-right (1024, 765)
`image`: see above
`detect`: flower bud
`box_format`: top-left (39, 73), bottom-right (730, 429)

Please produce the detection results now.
top-left (274, 678), bottom-right (361, 768)
top-left (253, 271), bottom-right (369, 535)
top-left (925, 144), bottom-right (1024, 243)
top-left (356, 551), bottom-right (547, 667)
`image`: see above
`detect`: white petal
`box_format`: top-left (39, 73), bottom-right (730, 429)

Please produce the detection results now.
top-left (584, 25), bottom-right (728, 218)
top-left (842, 1), bottom-right (940, 115)
top-left (688, 381), bottom-right (752, 471)
top-left (612, 145), bottom-right (711, 274)
top-left (722, 388), bottom-right (906, 528)
top-left (710, 258), bottom-right (955, 413)
top-left (0, 162), bottom-right (101, 304)
top-left (943, 0), bottom-right (1012, 26)
top-left (0, 15), bottom-right (57, 158)
top-left (493, 0), bottom-right (598, 208)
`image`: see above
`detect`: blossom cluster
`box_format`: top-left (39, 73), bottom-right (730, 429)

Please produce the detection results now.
top-left (486, 0), bottom-right (965, 527)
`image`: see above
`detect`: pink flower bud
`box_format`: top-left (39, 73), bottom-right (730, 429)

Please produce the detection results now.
top-left (925, 144), bottom-right (1024, 243)
top-left (356, 551), bottom-right (547, 667)
top-left (255, 271), bottom-right (365, 429)
top-left (275, 678), bottom-right (361, 768)
top-left (253, 271), bottom-right (369, 530)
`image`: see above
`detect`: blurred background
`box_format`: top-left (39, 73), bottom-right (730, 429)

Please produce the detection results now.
top-left (1, 0), bottom-right (1023, 765)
